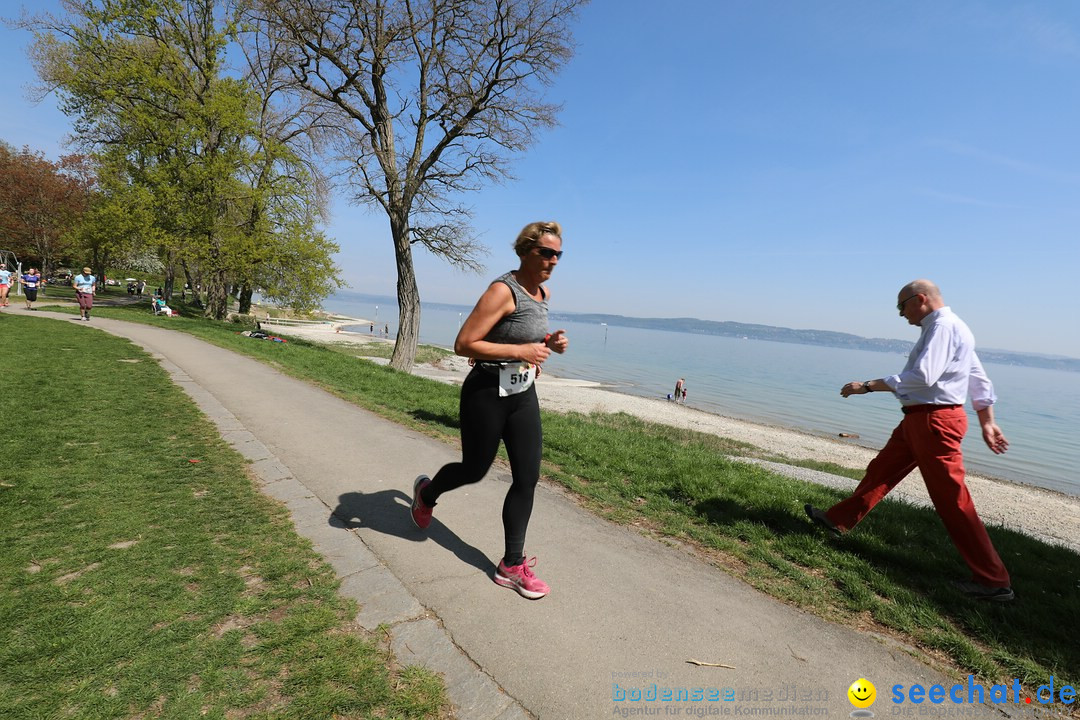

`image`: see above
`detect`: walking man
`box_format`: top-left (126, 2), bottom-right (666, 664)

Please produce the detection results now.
top-left (804, 279), bottom-right (1013, 602)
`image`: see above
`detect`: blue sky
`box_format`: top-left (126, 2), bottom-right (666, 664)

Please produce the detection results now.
top-left (3, 1), bottom-right (1078, 357)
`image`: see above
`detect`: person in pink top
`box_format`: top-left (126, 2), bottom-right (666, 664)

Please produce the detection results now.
top-left (805, 279), bottom-right (1013, 603)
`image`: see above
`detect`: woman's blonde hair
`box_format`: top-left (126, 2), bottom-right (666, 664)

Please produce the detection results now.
top-left (513, 221), bottom-right (562, 257)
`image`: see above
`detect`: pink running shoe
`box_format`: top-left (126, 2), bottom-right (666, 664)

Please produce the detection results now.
top-left (494, 556), bottom-right (550, 599)
top-left (411, 475), bottom-right (434, 529)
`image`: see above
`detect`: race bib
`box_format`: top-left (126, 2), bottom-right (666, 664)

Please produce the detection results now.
top-left (498, 363), bottom-right (536, 397)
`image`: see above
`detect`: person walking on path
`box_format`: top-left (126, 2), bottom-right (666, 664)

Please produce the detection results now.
top-left (0, 263), bottom-right (12, 308)
top-left (411, 221), bottom-right (569, 600)
top-left (20, 268), bottom-right (42, 310)
top-left (72, 267), bottom-right (97, 321)
top-left (804, 279), bottom-right (1013, 602)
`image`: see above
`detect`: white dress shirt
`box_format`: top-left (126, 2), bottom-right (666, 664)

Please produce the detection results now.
top-left (883, 307), bottom-right (997, 411)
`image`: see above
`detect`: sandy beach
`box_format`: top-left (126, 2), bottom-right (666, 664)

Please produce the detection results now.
top-left (267, 321), bottom-right (1080, 555)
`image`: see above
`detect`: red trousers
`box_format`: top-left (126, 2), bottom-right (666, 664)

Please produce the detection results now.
top-left (825, 405), bottom-right (1010, 587)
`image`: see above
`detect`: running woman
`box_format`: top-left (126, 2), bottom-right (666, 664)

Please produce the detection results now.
top-left (411, 221), bottom-right (569, 599)
top-left (20, 268), bottom-right (42, 309)
top-left (72, 267), bottom-right (96, 320)
top-left (0, 263), bottom-right (12, 307)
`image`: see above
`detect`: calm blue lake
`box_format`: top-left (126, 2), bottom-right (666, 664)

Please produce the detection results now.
top-left (327, 290), bottom-right (1080, 498)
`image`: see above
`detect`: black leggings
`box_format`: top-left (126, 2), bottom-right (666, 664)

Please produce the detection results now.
top-left (423, 367), bottom-right (542, 566)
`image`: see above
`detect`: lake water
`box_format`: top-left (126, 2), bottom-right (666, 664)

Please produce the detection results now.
top-left (326, 290), bottom-right (1080, 498)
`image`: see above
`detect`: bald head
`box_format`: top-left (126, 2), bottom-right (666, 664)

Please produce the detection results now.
top-left (897, 279), bottom-right (944, 324)
top-left (900, 279), bottom-right (941, 302)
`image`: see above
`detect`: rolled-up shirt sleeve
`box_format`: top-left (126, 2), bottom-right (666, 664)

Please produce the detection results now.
top-left (967, 352), bottom-right (996, 411)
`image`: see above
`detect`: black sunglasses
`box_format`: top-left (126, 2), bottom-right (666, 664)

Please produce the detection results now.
top-left (897, 294), bottom-right (920, 314)
top-left (535, 247), bottom-right (563, 260)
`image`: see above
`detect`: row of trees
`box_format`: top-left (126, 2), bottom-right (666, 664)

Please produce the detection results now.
top-left (0, 143), bottom-right (93, 276)
top-left (16, 0), bottom-right (585, 370)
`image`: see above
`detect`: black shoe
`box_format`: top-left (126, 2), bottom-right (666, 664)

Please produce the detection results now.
top-left (951, 580), bottom-right (1014, 602)
top-left (804, 504), bottom-right (841, 536)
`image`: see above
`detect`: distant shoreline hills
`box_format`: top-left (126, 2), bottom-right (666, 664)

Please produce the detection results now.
top-left (549, 311), bottom-right (1080, 374)
top-left (326, 292), bottom-right (1080, 373)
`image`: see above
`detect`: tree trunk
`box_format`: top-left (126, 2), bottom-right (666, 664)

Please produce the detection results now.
top-left (204, 267), bottom-right (230, 320)
top-left (91, 251), bottom-right (110, 296)
top-left (164, 263), bottom-right (175, 300)
top-left (182, 261), bottom-right (203, 309)
top-left (389, 220), bottom-right (420, 373)
top-left (238, 283), bottom-right (253, 314)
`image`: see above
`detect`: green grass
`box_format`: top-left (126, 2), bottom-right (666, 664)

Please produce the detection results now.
top-left (21, 303), bottom-right (1080, 705)
top-left (0, 314), bottom-right (447, 720)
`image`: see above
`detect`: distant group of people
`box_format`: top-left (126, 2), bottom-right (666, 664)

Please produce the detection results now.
top-left (0, 264), bottom-right (96, 316)
top-left (0, 263), bottom-right (43, 309)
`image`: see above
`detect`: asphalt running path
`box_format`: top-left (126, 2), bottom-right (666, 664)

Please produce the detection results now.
top-left (14, 309), bottom-right (1036, 720)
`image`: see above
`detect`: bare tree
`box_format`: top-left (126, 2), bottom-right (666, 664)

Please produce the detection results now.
top-left (246, 0), bottom-right (586, 370)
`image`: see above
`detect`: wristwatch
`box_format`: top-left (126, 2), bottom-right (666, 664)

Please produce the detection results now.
top-left (864, 381), bottom-right (874, 392)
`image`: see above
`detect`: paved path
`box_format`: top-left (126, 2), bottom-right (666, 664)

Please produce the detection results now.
top-left (13, 308), bottom-right (1037, 720)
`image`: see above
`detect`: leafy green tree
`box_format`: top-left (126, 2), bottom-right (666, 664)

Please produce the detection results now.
top-left (231, 28), bottom-right (342, 313)
top-left (24, 0), bottom-right (342, 317)
top-left (244, 0), bottom-right (587, 370)
top-left (74, 151), bottom-right (164, 284)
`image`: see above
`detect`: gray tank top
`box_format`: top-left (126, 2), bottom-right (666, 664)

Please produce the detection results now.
top-left (482, 271), bottom-right (549, 358)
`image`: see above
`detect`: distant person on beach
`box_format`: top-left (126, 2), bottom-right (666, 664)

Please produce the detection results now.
top-left (20, 268), bottom-right (42, 309)
top-left (0, 263), bottom-right (12, 307)
top-left (72, 267), bottom-right (96, 321)
top-left (804, 279), bottom-right (1013, 602)
top-left (681, 386), bottom-right (687, 404)
top-left (411, 220), bottom-right (569, 600)
top-left (674, 378), bottom-right (684, 403)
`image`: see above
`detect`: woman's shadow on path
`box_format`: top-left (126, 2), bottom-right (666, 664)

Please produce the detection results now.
top-left (330, 489), bottom-right (494, 575)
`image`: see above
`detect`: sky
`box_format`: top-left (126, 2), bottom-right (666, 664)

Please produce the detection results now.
top-left (2, 0), bottom-right (1079, 357)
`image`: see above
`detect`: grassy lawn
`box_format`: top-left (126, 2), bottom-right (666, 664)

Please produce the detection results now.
top-left (0, 314), bottom-right (447, 720)
top-left (23, 302), bottom-right (1080, 707)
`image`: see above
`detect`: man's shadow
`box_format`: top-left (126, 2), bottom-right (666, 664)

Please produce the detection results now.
top-left (330, 489), bottom-right (494, 575)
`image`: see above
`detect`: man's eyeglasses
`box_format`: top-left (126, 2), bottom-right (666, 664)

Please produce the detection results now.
top-left (897, 294), bottom-right (919, 314)
top-left (535, 247), bottom-right (563, 260)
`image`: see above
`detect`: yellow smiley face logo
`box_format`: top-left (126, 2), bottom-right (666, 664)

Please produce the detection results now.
top-left (848, 678), bottom-right (876, 708)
